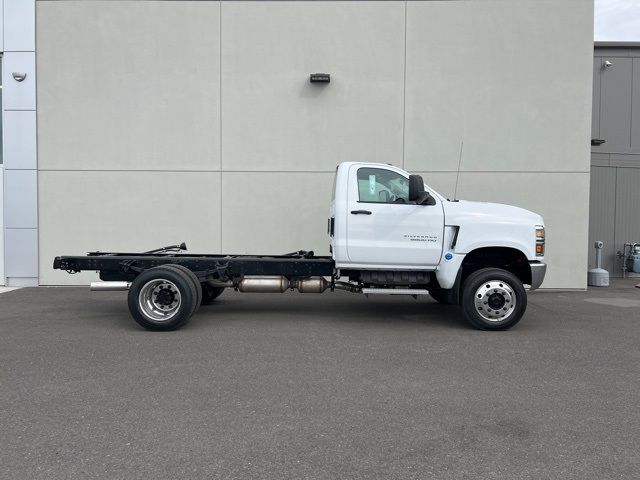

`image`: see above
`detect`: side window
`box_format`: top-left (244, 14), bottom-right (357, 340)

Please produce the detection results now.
top-left (357, 168), bottom-right (409, 204)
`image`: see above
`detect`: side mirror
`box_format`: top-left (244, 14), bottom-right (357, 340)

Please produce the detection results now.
top-left (409, 175), bottom-right (435, 205)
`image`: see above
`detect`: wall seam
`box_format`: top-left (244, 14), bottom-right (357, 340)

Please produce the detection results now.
top-left (35, 169), bottom-right (593, 174)
top-left (219, 0), bottom-right (223, 253)
top-left (401, 0), bottom-right (407, 169)
top-left (630, 57), bottom-right (634, 150)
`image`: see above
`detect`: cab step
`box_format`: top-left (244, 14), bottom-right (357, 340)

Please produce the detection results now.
top-left (361, 288), bottom-right (430, 295)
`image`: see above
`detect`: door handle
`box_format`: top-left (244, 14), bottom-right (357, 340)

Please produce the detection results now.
top-left (351, 210), bottom-right (372, 215)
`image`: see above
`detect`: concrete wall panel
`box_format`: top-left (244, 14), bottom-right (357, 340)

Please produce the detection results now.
top-left (36, 1), bottom-right (221, 171)
top-left (221, 1), bottom-right (405, 172)
top-left (221, 172), bottom-right (334, 255)
top-left (38, 171), bottom-right (222, 285)
top-left (405, 0), bottom-right (593, 173)
top-left (414, 172), bottom-right (458, 201)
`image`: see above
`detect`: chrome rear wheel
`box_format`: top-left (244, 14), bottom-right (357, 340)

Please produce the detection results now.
top-left (127, 266), bottom-right (197, 331)
top-left (138, 279), bottom-right (182, 322)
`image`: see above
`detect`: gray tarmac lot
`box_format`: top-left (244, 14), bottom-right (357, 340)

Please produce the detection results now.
top-left (1, 280), bottom-right (639, 479)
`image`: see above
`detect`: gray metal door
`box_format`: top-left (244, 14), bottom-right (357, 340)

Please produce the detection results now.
top-left (598, 57), bottom-right (633, 153)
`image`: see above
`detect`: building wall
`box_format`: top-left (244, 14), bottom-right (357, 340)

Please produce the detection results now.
top-left (590, 45), bottom-right (640, 275)
top-left (2, 0), bottom-right (38, 287)
top-left (36, 0), bottom-right (594, 288)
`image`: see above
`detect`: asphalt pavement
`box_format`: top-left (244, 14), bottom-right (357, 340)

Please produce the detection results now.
top-left (1, 280), bottom-right (639, 479)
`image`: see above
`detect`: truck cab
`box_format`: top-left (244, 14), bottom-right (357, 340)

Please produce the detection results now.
top-left (330, 162), bottom-right (445, 270)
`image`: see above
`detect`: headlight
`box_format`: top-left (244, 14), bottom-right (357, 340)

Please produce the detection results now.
top-left (535, 225), bottom-right (545, 257)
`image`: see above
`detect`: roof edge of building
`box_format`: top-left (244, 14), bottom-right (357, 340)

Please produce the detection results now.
top-left (595, 41), bottom-right (640, 48)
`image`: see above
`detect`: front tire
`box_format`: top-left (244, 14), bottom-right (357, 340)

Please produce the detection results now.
top-left (460, 268), bottom-right (527, 330)
top-left (127, 266), bottom-right (196, 331)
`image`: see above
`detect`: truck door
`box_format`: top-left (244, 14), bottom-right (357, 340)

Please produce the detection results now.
top-left (346, 165), bottom-right (444, 267)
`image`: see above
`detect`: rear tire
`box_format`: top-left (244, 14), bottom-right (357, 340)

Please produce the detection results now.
top-left (460, 268), bottom-right (527, 330)
top-left (201, 283), bottom-right (225, 305)
top-left (127, 266), bottom-right (196, 331)
top-left (163, 264), bottom-right (202, 315)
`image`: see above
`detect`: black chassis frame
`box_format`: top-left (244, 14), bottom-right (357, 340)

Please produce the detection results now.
top-left (53, 251), bottom-right (335, 284)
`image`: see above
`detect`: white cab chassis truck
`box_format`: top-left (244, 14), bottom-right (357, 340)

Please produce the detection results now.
top-left (54, 162), bottom-right (546, 331)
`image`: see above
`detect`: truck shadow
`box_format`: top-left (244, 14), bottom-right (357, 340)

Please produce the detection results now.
top-left (194, 293), bottom-right (470, 330)
top-left (45, 290), bottom-right (471, 332)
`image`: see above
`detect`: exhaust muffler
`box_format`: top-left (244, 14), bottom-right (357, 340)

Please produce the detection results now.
top-left (238, 276), bottom-right (292, 293)
top-left (90, 281), bottom-right (131, 291)
top-left (236, 276), bottom-right (358, 294)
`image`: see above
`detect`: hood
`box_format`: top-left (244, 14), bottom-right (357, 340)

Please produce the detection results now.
top-left (442, 200), bottom-right (543, 227)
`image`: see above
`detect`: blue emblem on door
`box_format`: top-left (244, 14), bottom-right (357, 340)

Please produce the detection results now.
top-left (444, 252), bottom-right (454, 261)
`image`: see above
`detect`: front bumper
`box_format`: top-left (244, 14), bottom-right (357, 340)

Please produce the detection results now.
top-left (529, 261), bottom-right (547, 290)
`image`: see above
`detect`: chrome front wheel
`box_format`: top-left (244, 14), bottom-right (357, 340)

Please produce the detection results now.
top-left (473, 280), bottom-right (516, 322)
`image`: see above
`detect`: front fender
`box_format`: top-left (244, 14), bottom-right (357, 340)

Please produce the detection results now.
top-left (455, 223), bottom-right (536, 260)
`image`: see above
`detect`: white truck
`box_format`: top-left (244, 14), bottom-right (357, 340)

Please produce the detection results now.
top-left (54, 161), bottom-right (546, 331)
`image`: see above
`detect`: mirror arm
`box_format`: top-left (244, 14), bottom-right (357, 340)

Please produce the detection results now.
top-left (420, 193), bottom-right (436, 206)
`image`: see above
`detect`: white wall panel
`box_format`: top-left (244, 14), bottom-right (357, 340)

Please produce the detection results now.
top-left (221, 172), bottom-right (334, 255)
top-left (3, 111), bottom-right (37, 169)
top-left (2, 52), bottom-right (36, 110)
top-left (222, 1), bottom-right (405, 172)
top-left (39, 171), bottom-right (222, 285)
top-left (4, 0), bottom-right (35, 51)
top-left (405, 0), bottom-right (593, 173)
top-left (5, 228), bottom-right (38, 278)
top-left (4, 170), bottom-right (37, 228)
top-left (0, 169), bottom-right (4, 285)
top-left (37, 1), bottom-right (221, 171)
